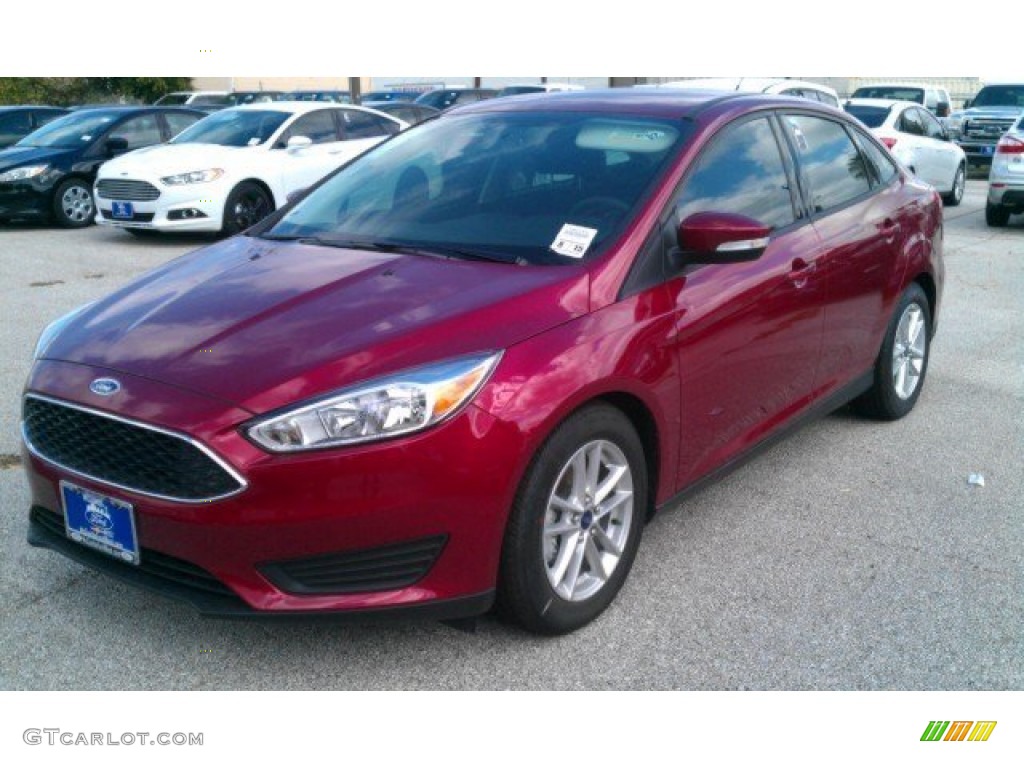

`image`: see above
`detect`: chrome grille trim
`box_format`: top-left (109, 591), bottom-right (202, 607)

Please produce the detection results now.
top-left (21, 393), bottom-right (248, 504)
top-left (95, 179), bottom-right (162, 202)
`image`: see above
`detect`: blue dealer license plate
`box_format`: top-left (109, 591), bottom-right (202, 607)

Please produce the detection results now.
top-left (111, 201), bottom-right (134, 219)
top-left (61, 481), bottom-right (140, 565)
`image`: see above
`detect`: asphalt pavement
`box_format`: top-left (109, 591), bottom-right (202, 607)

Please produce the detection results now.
top-left (0, 182), bottom-right (1020, 690)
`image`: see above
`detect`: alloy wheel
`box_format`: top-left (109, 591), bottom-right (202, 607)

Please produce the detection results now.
top-left (61, 184), bottom-right (94, 223)
top-left (891, 303), bottom-right (927, 400)
top-left (542, 439), bottom-right (634, 602)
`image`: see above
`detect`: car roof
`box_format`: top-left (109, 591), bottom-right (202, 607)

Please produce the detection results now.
top-left (853, 82), bottom-right (935, 90)
top-left (845, 98), bottom-right (919, 110)
top-left (453, 88), bottom-right (812, 119)
top-left (227, 101), bottom-right (382, 116)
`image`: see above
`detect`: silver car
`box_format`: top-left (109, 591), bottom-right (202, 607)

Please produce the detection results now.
top-left (987, 115), bottom-right (1024, 226)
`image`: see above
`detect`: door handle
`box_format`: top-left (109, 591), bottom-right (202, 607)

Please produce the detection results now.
top-left (789, 257), bottom-right (813, 288)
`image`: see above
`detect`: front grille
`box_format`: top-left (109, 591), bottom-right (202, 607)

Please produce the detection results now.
top-left (96, 179), bottom-right (161, 201)
top-left (31, 507), bottom-right (236, 597)
top-left (964, 118), bottom-right (1016, 139)
top-left (260, 535), bottom-right (447, 595)
top-left (100, 209), bottom-right (155, 223)
top-left (23, 395), bottom-right (244, 502)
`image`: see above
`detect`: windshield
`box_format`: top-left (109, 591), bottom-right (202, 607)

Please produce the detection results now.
top-left (363, 92), bottom-right (415, 103)
top-left (16, 110), bottom-right (119, 148)
top-left (414, 91), bottom-right (454, 109)
top-left (844, 104), bottom-right (891, 128)
top-left (170, 109), bottom-right (290, 147)
top-left (263, 111), bottom-right (688, 265)
top-left (852, 87), bottom-right (924, 104)
top-left (972, 85), bottom-right (1024, 108)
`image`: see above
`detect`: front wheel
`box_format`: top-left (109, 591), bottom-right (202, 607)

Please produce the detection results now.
top-left (852, 283), bottom-right (931, 420)
top-left (497, 404), bottom-right (647, 635)
top-left (52, 179), bottom-right (95, 228)
top-left (221, 181), bottom-right (273, 236)
top-left (943, 163), bottom-right (965, 206)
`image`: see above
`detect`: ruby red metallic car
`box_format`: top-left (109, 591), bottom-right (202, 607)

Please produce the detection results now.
top-left (22, 90), bottom-right (944, 634)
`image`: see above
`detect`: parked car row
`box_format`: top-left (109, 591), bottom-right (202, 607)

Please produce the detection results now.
top-left (0, 102), bottom-right (406, 232)
top-left (22, 88), bottom-right (947, 634)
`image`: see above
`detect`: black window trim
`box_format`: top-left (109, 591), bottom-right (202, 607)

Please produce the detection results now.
top-left (776, 109), bottom-right (885, 223)
top-left (620, 108), bottom-right (808, 299)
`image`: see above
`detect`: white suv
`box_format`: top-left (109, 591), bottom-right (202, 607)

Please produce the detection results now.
top-left (850, 82), bottom-right (953, 119)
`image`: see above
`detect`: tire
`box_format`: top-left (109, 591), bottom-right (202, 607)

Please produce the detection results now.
top-left (221, 181), bottom-right (273, 236)
top-left (852, 283), bottom-right (931, 421)
top-left (986, 201), bottom-right (1010, 227)
top-left (52, 178), bottom-right (95, 228)
top-left (497, 403), bottom-right (647, 635)
top-left (943, 163), bottom-right (965, 206)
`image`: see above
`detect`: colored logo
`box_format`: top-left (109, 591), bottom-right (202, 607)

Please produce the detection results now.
top-left (921, 721), bottom-right (997, 742)
top-left (89, 378), bottom-right (121, 396)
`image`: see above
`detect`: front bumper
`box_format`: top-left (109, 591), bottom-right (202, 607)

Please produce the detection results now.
top-left (0, 177), bottom-right (55, 220)
top-left (94, 177), bottom-right (230, 232)
top-left (22, 359), bottom-right (525, 619)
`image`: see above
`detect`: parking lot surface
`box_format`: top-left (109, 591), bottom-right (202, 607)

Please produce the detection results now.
top-left (1, 180), bottom-right (1020, 690)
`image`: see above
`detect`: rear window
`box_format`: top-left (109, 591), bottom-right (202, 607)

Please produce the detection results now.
top-left (844, 104), bottom-right (891, 129)
top-left (851, 86), bottom-right (925, 104)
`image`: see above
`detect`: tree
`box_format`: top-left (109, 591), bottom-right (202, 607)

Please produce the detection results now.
top-left (0, 77), bottom-right (193, 106)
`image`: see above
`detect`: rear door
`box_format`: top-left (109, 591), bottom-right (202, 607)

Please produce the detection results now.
top-left (780, 113), bottom-right (905, 390)
top-left (665, 113), bottom-right (828, 485)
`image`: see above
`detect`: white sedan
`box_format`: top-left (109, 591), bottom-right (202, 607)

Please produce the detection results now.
top-left (844, 98), bottom-right (967, 206)
top-left (94, 102), bottom-right (406, 235)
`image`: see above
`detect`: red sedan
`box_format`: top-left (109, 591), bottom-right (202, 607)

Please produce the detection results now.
top-left (22, 90), bottom-right (943, 634)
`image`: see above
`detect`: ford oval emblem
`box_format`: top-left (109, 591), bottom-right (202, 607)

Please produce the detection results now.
top-left (89, 378), bottom-right (121, 396)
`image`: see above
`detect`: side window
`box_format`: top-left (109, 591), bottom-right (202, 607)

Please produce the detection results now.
top-left (0, 111), bottom-right (32, 144)
top-left (288, 110), bottom-right (339, 144)
top-left (919, 108), bottom-right (945, 140)
top-left (340, 109), bottom-right (389, 139)
top-left (898, 108), bottom-right (925, 137)
top-left (851, 129), bottom-right (898, 187)
top-left (675, 116), bottom-right (797, 230)
top-left (782, 114), bottom-right (871, 212)
top-left (781, 88), bottom-right (807, 100)
top-left (164, 111), bottom-right (200, 139)
top-left (109, 114), bottom-right (163, 149)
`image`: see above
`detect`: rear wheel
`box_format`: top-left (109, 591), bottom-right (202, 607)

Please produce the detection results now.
top-left (497, 404), bottom-right (647, 635)
top-left (852, 283), bottom-right (931, 420)
top-left (52, 179), bottom-right (95, 228)
top-left (986, 201), bottom-right (1010, 227)
top-left (221, 182), bottom-right (273, 236)
top-left (943, 163), bottom-right (965, 206)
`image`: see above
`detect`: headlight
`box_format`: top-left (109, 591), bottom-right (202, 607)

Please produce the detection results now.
top-left (33, 302), bottom-right (94, 360)
top-left (247, 352), bottom-right (501, 452)
top-left (160, 168), bottom-right (224, 186)
top-left (0, 164), bottom-right (49, 183)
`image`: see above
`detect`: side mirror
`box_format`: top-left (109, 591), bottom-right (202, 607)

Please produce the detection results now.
top-left (676, 212), bottom-right (772, 264)
top-left (105, 137), bottom-right (129, 156)
top-left (963, 98), bottom-right (973, 109)
top-left (285, 187), bottom-right (309, 204)
top-left (936, 102), bottom-right (950, 118)
top-left (286, 135), bottom-right (312, 152)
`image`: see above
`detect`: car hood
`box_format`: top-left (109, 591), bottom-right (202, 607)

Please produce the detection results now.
top-left (0, 145), bottom-right (74, 173)
top-left (99, 143), bottom-right (259, 178)
top-left (43, 236), bottom-right (589, 414)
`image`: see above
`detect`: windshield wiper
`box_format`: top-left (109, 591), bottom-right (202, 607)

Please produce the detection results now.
top-left (257, 234), bottom-right (525, 264)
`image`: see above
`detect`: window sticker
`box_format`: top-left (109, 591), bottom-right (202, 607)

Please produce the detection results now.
top-left (550, 223), bottom-right (598, 259)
